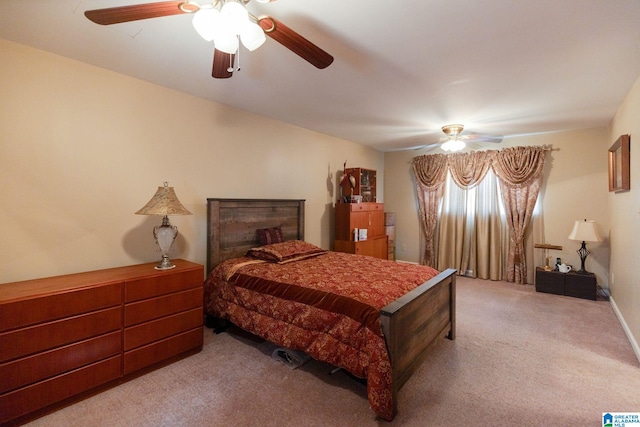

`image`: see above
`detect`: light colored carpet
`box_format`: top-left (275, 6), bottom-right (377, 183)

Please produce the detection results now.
top-left (26, 277), bottom-right (640, 426)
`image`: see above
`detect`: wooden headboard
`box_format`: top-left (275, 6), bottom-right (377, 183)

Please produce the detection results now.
top-left (206, 198), bottom-right (305, 274)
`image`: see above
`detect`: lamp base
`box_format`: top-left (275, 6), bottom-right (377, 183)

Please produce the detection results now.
top-left (155, 255), bottom-right (176, 270)
top-left (153, 216), bottom-right (178, 270)
top-left (576, 241), bottom-right (591, 275)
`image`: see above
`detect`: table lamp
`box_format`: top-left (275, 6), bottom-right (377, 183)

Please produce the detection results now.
top-left (135, 182), bottom-right (192, 270)
top-left (568, 219), bottom-right (601, 274)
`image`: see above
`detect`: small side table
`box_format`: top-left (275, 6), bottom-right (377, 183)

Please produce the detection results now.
top-left (535, 268), bottom-right (597, 300)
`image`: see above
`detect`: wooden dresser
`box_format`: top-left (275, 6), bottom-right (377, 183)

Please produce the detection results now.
top-left (334, 202), bottom-right (388, 260)
top-left (0, 259), bottom-right (204, 426)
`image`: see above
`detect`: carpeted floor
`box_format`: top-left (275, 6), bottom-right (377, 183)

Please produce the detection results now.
top-left (25, 277), bottom-right (640, 426)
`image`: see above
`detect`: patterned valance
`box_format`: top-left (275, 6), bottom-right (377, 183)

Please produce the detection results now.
top-left (492, 146), bottom-right (548, 188)
top-left (412, 153), bottom-right (448, 189)
top-left (412, 145), bottom-right (550, 190)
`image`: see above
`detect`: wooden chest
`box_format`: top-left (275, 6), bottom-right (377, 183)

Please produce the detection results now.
top-left (0, 259), bottom-right (204, 425)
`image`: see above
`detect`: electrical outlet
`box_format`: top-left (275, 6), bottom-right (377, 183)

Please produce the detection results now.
top-left (401, 243), bottom-right (407, 252)
top-left (611, 272), bottom-right (615, 285)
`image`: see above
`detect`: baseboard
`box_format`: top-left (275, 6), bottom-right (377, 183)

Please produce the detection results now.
top-left (395, 259), bottom-right (419, 265)
top-left (609, 296), bottom-right (640, 364)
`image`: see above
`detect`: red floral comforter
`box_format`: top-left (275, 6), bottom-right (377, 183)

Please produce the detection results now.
top-left (204, 242), bottom-right (439, 420)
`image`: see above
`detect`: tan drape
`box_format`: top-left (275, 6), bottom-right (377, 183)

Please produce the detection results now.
top-left (412, 146), bottom-right (549, 283)
top-left (473, 173), bottom-right (505, 280)
top-left (492, 146), bottom-right (547, 283)
top-left (412, 154), bottom-right (447, 266)
top-left (437, 153), bottom-right (505, 280)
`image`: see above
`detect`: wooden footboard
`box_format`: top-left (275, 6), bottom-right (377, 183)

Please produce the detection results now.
top-left (380, 268), bottom-right (457, 419)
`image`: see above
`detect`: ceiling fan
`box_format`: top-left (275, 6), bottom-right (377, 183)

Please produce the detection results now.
top-left (420, 124), bottom-right (503, 152)
top-left (84, 0), bottom-right (334, 79)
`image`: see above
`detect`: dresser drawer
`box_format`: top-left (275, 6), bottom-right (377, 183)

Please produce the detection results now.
top-left (347, 202), bottom-right (383, 212)
top-left (124, 328), bottom-right (203, 374)
top-left (0, 307), bottom-right (122, 363)
top-left (0, 331), bottom-right (121, 394)
top-left (0, 282), bottom-right (122, 333)
top-left (125, 308), bottom-right (202, 351)
top-left (125, 268), bottom-right (203, 303)
top-left (124, 287), bottom-right (203, 327)
top-left (0, 355), bottom-right (122, 425)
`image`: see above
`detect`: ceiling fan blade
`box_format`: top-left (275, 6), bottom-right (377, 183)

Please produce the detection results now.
top-left (85, 1), bottom-right (191, 25)
top-left (258, 16), bottom-right (333, 69)
top-left (463, 133), bottom-right (503, 143)
top-left (417, 143), bottom-right (441, 150)
top-left (212, 49), bottom-right (234, 79)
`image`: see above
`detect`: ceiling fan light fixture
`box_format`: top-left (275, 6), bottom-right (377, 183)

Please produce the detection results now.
top-left (221, 1), bottom-right (250, 35)
top-left (442, 124), bottom-right (464, 138)
top-left (213, 30), bottom-right (239, 54)
top-left (441, 139), bottom-right (465, 152)
top-left (192, 8), bottom-right (222, 41)
top-left (240, 21), bottom-right (266, 51)
top-left (84, 0), bottom-right (334, 78)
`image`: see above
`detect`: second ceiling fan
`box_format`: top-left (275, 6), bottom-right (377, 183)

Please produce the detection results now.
top-left (420, 124), bottom-right (503, 152)
top-left (84, 0), bottom-right (334, 79)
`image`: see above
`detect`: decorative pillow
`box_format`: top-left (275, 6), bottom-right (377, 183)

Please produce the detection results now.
top-left (246, 240), bottom-right (327, 264)
top-left (256, 226), bottom-right (284, 245)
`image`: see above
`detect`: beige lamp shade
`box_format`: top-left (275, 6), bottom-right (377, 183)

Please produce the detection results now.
top-left (135, 182), bottom-right (192, 216)
top-left (568, 220), bottom-right (601, 242)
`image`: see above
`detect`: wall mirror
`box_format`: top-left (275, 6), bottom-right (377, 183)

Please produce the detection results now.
top-left (608, 134), bottom-right (630, 192)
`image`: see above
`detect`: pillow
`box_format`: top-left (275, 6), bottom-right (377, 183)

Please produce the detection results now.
top-left (256, 226), bottom-right (284, 245)
top-left (246, 240), bottom-right (327, 264)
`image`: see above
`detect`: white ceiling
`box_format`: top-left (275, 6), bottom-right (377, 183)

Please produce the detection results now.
top-left (2, 0), bottom-right (640, 151)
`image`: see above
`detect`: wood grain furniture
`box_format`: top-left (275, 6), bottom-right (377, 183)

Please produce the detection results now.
top-left (340, 167), bottom-right (377, 202)
top-left (535, 267), bottom-right (597, 300)
top-left (0, 259), bottom-right (204, 426)
top-left (205, 198), bottom-right (456, 420)
top-left (334, 202), bottom-right (388, 260)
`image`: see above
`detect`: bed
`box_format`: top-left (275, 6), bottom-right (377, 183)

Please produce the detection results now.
top-left (204, 198), bottom-right (456, 421)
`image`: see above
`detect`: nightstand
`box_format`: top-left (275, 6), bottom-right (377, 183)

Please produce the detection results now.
top-left (535, 268), bottom-right (597, 300)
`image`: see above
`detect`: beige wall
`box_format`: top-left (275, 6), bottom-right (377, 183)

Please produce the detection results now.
top-left (0, 39), bottom-right (383, 283)
top-left (608, 74), bottom-right (640, 354)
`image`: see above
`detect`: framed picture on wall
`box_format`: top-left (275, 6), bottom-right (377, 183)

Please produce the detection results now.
top-left (608, 134), bottom-right (630, 192)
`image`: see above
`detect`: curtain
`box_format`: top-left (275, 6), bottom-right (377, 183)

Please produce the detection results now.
top-left (412, 145), bottom-right (549, 284)
top-left (492, 146), bottom-right (547, 283)
top-left (412, 154), bottom-right (448, 266)
top-left (471, 170), bottom-right (506, 280)
top-left (436, 166), bottom-right (506, 280)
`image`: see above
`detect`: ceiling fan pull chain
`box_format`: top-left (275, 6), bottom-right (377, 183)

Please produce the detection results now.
top-left (236, 42), bottom-right (241, 71)
top-left (227, 58), bottom-right (233, 73)
top-left (227, 38), bottom-right (241, 73)
top-left (227, 45), bottom-right (235, 72)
